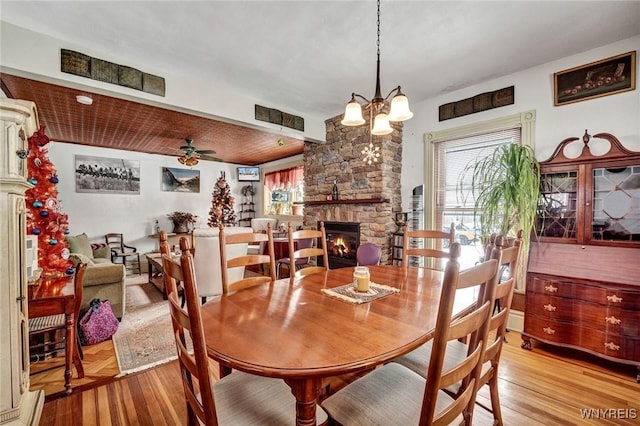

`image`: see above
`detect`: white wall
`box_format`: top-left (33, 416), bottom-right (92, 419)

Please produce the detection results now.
top-left (400, 36), bottom-right (640, 212)
top-left (47, 142), bottom-right (243, 254)
top-left (0, 22), bottom-right (326, 143)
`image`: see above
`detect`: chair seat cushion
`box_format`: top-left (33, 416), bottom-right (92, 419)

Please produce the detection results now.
top-left (214, 371), bottom-right (328, 425)
top-left (392, 339), bottom-right (491, 393)
top-left (321, 362), bottom-right (458, 425)
top-left (29, 314), bottom-right (65, 331)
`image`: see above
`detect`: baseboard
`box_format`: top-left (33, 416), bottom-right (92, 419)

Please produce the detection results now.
top-left (508, 309), bottom-right (524, 333)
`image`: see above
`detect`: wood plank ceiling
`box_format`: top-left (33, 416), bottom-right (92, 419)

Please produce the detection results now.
top-left (1, 74), bottom-right (307, 166)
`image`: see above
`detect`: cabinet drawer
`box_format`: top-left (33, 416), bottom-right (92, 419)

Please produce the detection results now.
top-left (574, 285), bottom-right (640, 310)
top-left (574, 304), bottom-right (639, 337)
top-left (527, 275), bottom-right (575, 298)
top-left (525, 293), bottom-right (574, 322)
top-left (523, 316), bottom-right (579, 346)
top-left (580, 328), bottom-right (639, 362)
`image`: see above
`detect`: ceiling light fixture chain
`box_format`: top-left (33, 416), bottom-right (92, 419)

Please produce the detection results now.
top-left (342, 0), bottom-right (413, 159)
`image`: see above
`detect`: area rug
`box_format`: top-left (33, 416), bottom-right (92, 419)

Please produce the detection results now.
top-left (113, 274), bottom-right (179, 376)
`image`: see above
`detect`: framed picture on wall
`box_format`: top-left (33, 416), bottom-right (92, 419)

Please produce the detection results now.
top-left (75, 155), bottom-right (140, 194)
top-left (162, 167), bottom-right (200, 193)
top-left (554, 51), bottom-right (636, 106)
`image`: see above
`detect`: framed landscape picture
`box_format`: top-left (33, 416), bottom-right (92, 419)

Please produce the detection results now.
top-left (75, 155), bottom-right (140, 194)
top-left (554, 51), bottom-right (636, 106)
top-left (162, 167), bottom-right (200, 193)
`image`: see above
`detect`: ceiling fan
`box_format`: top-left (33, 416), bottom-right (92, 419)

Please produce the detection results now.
top-left (177, 138), bottom-right (220, 165)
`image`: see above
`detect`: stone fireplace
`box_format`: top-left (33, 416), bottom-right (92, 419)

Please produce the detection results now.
top-left (302, 112), bottom-right (403, 264)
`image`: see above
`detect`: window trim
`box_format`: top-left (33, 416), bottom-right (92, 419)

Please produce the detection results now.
top-left (423, 110), bottom-right (536, 231)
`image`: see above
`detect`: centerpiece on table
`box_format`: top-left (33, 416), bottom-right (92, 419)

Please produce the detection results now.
top-left (167, 211), bottom-right (198, 234)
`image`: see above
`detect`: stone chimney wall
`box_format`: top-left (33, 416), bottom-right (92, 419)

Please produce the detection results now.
top-left (302, 113), bottom-right (403, 264)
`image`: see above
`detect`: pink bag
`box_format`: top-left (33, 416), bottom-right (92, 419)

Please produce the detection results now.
top-left (79, 298), bottom-right (119, 345)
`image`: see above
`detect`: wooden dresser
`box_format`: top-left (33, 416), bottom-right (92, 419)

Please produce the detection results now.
top-left (522, 130), bottom-right (640, 382)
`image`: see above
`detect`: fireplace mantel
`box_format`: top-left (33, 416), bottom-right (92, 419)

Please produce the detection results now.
top-left (304, 197), bottom-right (389, 206)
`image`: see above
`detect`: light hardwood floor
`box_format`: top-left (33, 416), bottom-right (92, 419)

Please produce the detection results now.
top-left (33, 329), bottom-right (639, 425)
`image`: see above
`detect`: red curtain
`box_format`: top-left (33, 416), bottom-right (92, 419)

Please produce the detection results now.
top-left (264, 166), bottom-right (303, 191)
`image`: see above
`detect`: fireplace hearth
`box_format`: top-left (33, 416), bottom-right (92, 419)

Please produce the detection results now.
top-left (320, 221), bottom-right (360, 269)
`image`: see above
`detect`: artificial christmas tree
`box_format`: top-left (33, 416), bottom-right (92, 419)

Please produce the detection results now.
top-left (208, 171), bottom-right (237, 227)
top-left (25, 126), bottom-right (73, 278)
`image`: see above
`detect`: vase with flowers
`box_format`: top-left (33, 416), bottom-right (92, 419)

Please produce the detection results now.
top-left (167, 211), bottom-right (198, 234)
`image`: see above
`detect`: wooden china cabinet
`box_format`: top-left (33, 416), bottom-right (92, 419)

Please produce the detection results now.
top-left (522, 130), bottom-right (640, 382)
top-left (0, 99), bottom-right (43, 424)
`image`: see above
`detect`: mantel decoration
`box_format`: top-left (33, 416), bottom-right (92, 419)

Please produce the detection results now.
top-left (341, 0), bottom-right (413, 164)
top-left (167, 211), bottom-right (197, 234)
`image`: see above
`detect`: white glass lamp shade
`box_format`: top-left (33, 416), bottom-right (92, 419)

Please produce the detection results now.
top-left (341, 101), bottom-right (366, 126)
top-left (387, 94), bottom-right (413, 122)
top-left (371, 113), bottom-right (393, 135)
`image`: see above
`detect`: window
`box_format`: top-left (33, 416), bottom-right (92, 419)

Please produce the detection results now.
top-left (425, 111), bottom-right (535, 280)
top-left (264, 165), bottom-right (304, 216)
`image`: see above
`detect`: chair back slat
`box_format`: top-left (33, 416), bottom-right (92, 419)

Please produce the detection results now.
top-left (480, 231), bottom-right (522, 369)
top-left (219, 223), bottom-right (276, 294)
top-left (286, 222), bottom-right (329, 283)
top-left (402, 223), bottom-right (455, 270)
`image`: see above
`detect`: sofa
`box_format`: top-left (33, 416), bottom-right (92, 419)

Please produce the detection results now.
top-left (65, 233), bottom-right (126, 319)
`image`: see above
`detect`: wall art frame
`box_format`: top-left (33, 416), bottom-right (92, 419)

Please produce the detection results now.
top-left (554, 51), bottom-right (636, 106)
top-left (75, 155), bottom-right (140, 194)
top-left (162, 166), bottom-right (200, 193)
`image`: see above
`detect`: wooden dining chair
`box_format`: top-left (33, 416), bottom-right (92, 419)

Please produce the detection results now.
top-left (392, 232), bottom-right (522, 426)
top-left (162, 237), bottom-right (328, 426)
top-left (218, 223), bottom-right (276, 294)
top-left (28, 262), bottom-right (87, 394)
top-left (402, 222), bottom-right (454, 270)
top-left (158, 230), bottom-right (186, 307)
top-left (321, 243), bottom-right (499, 425)
top-left (285, 221), bottom-right (329, 284)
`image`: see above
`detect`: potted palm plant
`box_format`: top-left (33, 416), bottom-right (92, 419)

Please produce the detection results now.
top-left (458, 143), bottom-right (541, 255)
top-left (167, 211), bottom-right (198, 234)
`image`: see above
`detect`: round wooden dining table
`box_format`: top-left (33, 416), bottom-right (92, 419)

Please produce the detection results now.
top-left (200, 264), bottom-right (472, 426)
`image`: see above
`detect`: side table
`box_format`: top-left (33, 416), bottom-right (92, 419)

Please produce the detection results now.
top-left (145, 252), bottom-right (166, 299)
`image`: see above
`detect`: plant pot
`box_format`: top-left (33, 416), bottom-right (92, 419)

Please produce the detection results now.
top-left (172, 220), bottom-right (189, 234)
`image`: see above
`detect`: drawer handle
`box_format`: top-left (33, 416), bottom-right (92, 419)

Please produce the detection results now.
top-left (543, 304), bottom-right (556, 312)
top-left (605, 316), bottom-right (621, 325)
top-left (544, 284), bottom-right (558, 293)
top-left (604, 342), bottom-right (620, 351)
top-left (543, 327), bottom-right (555, 335)
top-left (606, 294), bottom-right (623, 303)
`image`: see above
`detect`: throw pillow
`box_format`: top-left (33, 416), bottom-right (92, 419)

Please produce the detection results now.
top-left (93, 245), bottom-right (110, 259)
top-left (66, 233), bottom-right (94, 259)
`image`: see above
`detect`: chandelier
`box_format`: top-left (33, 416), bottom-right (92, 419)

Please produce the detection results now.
top-left (341, 0), bottom-right (413, 135)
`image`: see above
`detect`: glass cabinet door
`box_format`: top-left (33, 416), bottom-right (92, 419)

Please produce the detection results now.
top-left (536, 170), bottom-right (578, 239)
top-left (591, 164), bottom-right (640, 242)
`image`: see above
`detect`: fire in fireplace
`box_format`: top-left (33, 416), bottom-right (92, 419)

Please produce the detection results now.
top-left (320, 221), bottom-right (360, 269)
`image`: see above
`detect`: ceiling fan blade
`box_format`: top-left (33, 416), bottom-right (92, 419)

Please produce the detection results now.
top-left (199, 154), bottom-right (222, 161)
top-left (195, 149), bottom-right (217, 154)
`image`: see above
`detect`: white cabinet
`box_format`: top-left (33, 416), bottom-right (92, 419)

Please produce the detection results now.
top-left (0, 99), bottom-right (44, 425)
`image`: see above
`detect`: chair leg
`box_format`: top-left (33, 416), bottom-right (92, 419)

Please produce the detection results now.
top-left (488, 374), bottom-right (504, 426)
